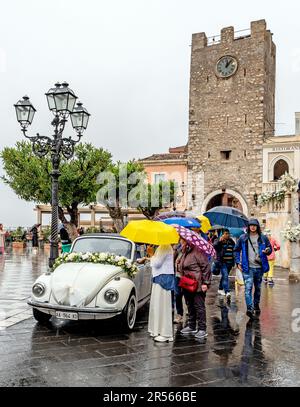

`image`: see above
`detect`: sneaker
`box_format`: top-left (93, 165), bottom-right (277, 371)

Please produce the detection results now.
top-left (194, 330), bottom-right (208, 339)
top-left (218, 289), bottom-right (225, 296)
top-left (226, 292), bottom-right (231, 300)
top-left (246, 309), bottom-right (254, 320)
top-left (180, 326), bottom-right (198, 335)
top-left (154, 335), bottom-right (173, 343)
top-left (268, 279), bottom-right (275, 286)
top-left (173, 314), bottom-right (183, 324)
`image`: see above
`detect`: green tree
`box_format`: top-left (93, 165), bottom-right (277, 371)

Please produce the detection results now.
top-left (96, 160), bottom-right (146, 232)
top-left (1, 141), bottom-right (112, 240)
top-left (96, 161), bottom-right (177, 231)
top-left (137, 180), bottom-right (177, 219)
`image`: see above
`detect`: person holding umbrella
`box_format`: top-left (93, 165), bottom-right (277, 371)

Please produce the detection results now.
top-left (213, 228), bottom-right (236, 301)
top-left (30, 224), bottom-right (41, 249)
top-left (121, 220), bottom-right (179, 343)
top-left (161, 217), bottom-right (201, 325)
top-left (147, 244), bottom-right (175, 342)
top-left (175, 227), bottom-right (213, 339)
top-left (234, 218), bottom-right (272, 320)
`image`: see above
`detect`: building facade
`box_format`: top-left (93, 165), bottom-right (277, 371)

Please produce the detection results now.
top-left (140, 146), bottom-right (188, 210)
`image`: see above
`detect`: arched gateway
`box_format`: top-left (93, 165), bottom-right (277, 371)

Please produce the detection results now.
top-left (201, 189), bottom-right (249, 217)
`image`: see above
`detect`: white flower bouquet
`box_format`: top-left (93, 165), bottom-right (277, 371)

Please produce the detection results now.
top-left (282, 222), bottom-right (300, 242)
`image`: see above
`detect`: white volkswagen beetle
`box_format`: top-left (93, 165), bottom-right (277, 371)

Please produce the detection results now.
top-left (28, 234), bottom-right (152, 331)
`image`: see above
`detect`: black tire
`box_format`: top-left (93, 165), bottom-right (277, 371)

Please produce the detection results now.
top-left (120, 292), bottom-right (137, 332)
top-left (33, 308), bottom-right (51, 324)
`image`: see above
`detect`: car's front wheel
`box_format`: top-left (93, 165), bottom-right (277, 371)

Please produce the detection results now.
top-left (33, 308), bottom-right (51, 324)
top-left (121, 292), bottom-right (137, 332)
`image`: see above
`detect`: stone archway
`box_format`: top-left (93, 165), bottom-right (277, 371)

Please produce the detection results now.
top-left (201, 189), bottom-right (249, 216)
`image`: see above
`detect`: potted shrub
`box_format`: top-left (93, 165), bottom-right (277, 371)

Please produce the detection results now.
top-left (42, 226), bottom-right (51, 250)
top-left (11, 227), bottom-right (26, 249)
top-left (85, 226), bottom-right (100, 234)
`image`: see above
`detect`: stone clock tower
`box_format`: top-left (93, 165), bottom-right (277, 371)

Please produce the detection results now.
top-left (187, 19), bottom-right (276, 216)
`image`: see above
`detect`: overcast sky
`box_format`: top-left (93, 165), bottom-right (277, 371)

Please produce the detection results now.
top-left (1, 0), bottom-right (300, 228)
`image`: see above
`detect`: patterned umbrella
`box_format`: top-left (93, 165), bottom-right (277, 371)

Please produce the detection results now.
top-left (173, 225), bottom-right (216, 258)
top-left (162, 217), bottom-right (201, 228)
top-left (154, 210), bottom-right (186, 221)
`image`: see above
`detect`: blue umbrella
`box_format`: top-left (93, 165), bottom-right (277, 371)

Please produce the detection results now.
top-left (162, 217), bottom-right (201, 229)
top-left (203, 206), bottom-right (248, 228)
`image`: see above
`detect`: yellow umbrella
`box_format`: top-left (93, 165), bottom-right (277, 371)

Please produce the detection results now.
top-left (197, 215), bottom-right (212, 234)
top-left (120, 220), bottom-right (179, 245)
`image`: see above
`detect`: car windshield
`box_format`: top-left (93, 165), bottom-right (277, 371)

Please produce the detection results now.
top-left (71, 237), bottom-right (133, 259)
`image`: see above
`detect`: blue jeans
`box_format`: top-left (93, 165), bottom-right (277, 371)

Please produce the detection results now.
top-left (243, 267), bottom-right (263, 310)
top-left (219, 264), bottom-right (232, 294)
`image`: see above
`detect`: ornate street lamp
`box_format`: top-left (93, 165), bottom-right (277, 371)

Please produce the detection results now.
top-left (14, 83), bottom-right (90, 268)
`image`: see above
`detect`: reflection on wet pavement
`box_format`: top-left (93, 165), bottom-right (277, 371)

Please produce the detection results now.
top-left (0, 247), bottom-right (300, 387)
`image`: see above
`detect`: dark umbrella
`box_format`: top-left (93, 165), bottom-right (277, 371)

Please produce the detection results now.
top-left (154, 210), bottom-right (186, 221)
top-left (204, 206), bottom-right (248, 228)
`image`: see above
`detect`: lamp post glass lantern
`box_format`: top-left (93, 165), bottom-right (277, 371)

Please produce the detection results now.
top-left (70, 102), bottom-right (90, 134)
top-left (45, 82), bottom-right (77, 114)
top-left (14, 82), bottom-right (90, 268)
top-left (14, 96), bottom-right (36, 127)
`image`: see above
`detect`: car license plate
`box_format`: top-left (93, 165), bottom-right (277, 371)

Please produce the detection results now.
top-left (55, 311), bottom-right (78, 320)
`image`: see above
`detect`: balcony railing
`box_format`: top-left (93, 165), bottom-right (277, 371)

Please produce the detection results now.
top-left (261, 182), bottom-right (291, 213)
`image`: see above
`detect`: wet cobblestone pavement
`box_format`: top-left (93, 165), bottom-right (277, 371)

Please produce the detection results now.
top-left (1, 247), bottom-right (300, 387)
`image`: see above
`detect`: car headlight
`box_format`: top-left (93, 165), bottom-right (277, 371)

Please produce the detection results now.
top-left (104, 289), bottom-right (119, 304)
top-left (32, 283), bottom-right (46, 297)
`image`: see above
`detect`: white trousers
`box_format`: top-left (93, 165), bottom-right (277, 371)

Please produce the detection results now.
top-left (148, 283), bottom-right (173, 339)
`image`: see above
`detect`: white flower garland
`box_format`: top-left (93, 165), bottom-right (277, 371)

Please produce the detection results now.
top-left (258, 173), bottom-right (297, 207)
top-left (52, 252), bottom-right (138, 277)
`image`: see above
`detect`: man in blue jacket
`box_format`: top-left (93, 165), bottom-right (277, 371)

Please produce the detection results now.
top-left (234, 218), bottom-right (272, 320)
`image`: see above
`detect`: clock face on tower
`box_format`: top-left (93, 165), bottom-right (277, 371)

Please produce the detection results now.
top-left (216, 56), bottom-right (238, 78)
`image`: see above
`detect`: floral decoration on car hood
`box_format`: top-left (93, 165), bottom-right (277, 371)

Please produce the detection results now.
top-left (52, 252), bottom-right (138, 277)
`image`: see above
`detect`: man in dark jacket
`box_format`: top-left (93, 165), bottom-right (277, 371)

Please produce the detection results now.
top-left (234, 218), bottom-right (272, 320)
top-left (213, 229), bottom-right (236, 301)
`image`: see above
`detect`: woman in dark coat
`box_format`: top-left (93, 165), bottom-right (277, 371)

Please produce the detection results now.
top-left (177, 237), bottom-right (212, 340)
top-left (30, 224), bottom-right (40, 248)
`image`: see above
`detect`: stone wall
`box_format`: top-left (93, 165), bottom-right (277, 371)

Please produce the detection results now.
top-left (188, 20), bottom-right (276, 215)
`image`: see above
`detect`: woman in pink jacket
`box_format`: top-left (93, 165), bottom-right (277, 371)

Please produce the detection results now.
top-left (263, 229), bottom-right (280, 286)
